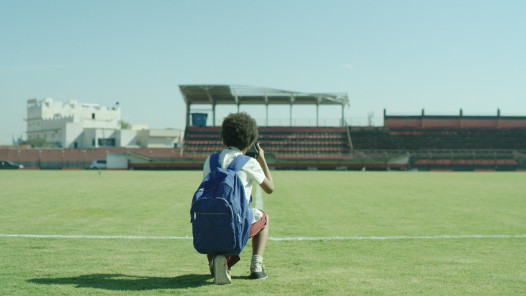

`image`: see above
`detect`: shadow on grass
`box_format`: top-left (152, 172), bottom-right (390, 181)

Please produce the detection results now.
top-left (28, 273), bottom-right (212, 291)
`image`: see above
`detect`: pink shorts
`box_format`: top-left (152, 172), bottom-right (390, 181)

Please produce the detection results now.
top-left (249, 210), bottom-right (268, 238)
top-left (207, 210), bottom-right (268, 269)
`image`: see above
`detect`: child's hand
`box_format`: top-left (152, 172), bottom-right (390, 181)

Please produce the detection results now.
top-left (255, 142), bottom-right (265, 161)
top-left (255, 142), bottom-right (274, 194)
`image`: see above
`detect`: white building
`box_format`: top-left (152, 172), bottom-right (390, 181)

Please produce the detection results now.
top-left (26, 98), bottom-right (183, 149)
top-left (136, 129), bottom-right (184, 148)
top-left (26, 98), bottom-right (135, 148)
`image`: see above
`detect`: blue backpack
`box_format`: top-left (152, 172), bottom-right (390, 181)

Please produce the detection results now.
top-left (190, 152), bottom-right (253, 255)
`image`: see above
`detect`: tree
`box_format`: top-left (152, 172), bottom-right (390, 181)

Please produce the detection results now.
top-left (119, 120), bottom-right (130, 129)
top-left (24, 137), bottom-right (47, 148)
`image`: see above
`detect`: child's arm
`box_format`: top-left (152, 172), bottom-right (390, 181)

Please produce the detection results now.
top-left (256, 143), bottom-right (274, 194)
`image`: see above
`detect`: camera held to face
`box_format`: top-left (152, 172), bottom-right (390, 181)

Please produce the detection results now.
top-left (246, 142), bottom-right (259, 159)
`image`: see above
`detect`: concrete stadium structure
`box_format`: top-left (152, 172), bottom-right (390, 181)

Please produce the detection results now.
top-left (179, 84), bottom-right (349, 127)
top-left (3, 87), bottom-right (524, 171)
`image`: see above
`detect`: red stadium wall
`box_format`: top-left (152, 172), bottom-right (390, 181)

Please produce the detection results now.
top-left (0, 148), bottom-right (182, 169)
top-left (384, 116), bottom-right (526, 129)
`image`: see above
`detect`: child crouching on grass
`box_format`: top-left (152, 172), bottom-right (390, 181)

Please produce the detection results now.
top-left (201, 112), bottom-right (274, 284)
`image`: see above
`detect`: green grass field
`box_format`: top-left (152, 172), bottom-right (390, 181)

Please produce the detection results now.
top-left (1, 170), bottom-right (525, 295)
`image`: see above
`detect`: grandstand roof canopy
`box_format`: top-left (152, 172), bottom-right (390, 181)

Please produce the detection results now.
top-left (179, 84), bottom-right (349, 106)
top-left (179, 84), bottom-right (349, 127)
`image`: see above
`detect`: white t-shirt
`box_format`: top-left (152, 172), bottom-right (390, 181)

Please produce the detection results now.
top-left (202, 147), bottom-right (266, 223)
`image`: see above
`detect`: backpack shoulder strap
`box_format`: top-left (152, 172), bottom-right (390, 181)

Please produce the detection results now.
top-left (209, 152), bottom-right (221, 171)
top-left (227, 154), bottom-right (251, 172)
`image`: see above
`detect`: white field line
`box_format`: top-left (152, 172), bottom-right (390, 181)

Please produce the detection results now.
top-left (1, 234), bottom-right (526, 241)
top-left (0, 234), bottom-right (193, 240)
top-left (269, 235), bottom-right (526, 241)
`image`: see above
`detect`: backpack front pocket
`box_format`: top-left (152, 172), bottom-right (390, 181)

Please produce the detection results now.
top-left (191, 198), bottom-right (236, 254)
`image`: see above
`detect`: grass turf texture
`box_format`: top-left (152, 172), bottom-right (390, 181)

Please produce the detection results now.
top-left (1, 170), bottom-right (525, 295)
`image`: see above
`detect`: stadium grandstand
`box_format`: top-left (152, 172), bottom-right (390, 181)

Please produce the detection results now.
top-left (350, 109), bottom-right (526, 171)
top-left (2, 85), bottom-right (526, 171)
top-left (177, 84), bottom-right (357, 169)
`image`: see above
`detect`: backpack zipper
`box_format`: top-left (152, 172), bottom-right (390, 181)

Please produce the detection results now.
top-left (191, 197), bottom-right (234, 222)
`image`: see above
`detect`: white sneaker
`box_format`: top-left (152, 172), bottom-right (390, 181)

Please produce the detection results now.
top-left (213, 255), bottom-right (231, 285)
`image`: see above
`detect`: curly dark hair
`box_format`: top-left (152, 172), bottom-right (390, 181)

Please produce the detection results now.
top-left (221, 112), bottom-right (259, 150)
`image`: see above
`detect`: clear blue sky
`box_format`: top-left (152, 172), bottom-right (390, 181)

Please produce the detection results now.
top-left (1, 0), bottom-right (525, 144)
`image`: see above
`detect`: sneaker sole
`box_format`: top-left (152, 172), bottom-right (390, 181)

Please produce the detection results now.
top-left (249, 267), bottom-right (268, 280)
top-left (213, 256), bottom-right (231, 285)
top-left (250, 274), bottom-right (268, 280)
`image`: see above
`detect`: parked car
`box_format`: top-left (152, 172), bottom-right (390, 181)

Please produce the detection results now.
top-left (90, 159), bottom-right (107, 169)
top-left (0, 160), bottom-right (24, 169)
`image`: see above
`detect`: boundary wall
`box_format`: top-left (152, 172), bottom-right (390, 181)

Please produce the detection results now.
top-left (0, 148), bottom-right (181, 169)
top-left (384, 113), bottom-right (526, 130)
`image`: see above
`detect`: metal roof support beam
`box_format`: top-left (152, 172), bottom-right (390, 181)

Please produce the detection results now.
top-left (316, 97), bottom-right (322, 127)
top-left (179, 89), bottom-right (191, 127)
top-left (265, 93), bottom-right (269, 127)
top-left (290, 104), bottom-right (292, 126)
top-left (233, 89), bottom-right (240, 113)
top-left (212, 103), bottom-right (216, 126)
top-left (289, 95), bottom-right (295, 127)
top-left (266, 104), bottom-right (269, 127)
top-left (341, 104), bottom-right (345, 127)
top-left (205, 89), bottom-right (216, 127)
top-left (316, 104), bottom-right (319, 127)
top-left (186, 103), bottom-right (191, 126)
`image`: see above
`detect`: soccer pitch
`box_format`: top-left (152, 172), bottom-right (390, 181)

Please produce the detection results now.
top-left (1, 170), bottom-right (525, 295)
